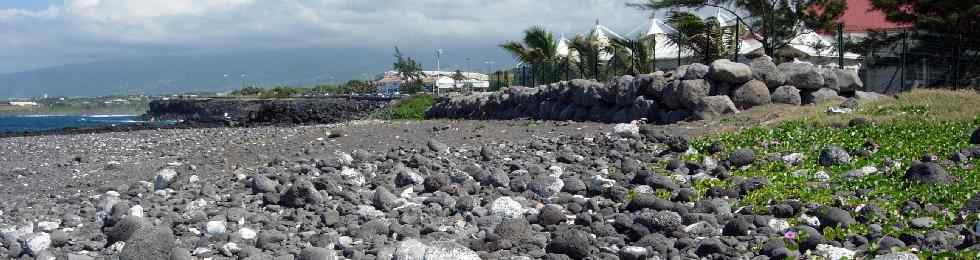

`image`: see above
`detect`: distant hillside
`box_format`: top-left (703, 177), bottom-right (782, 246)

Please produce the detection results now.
top-left (0, 48), bottom-right (391, 98)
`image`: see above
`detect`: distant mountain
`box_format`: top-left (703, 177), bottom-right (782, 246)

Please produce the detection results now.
top-left (0, 48), bottom-right (393, 98)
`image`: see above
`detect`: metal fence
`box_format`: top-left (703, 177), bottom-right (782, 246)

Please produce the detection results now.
top-left (500, 23), bottom-right (979, 94)
top-left (854, 29), bottom-right (980, 93)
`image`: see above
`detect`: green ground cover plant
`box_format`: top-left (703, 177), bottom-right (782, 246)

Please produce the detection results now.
top-left (371, 94), bottom-right (436, 120)
top-left (682, 89), bottom-right (980, 257)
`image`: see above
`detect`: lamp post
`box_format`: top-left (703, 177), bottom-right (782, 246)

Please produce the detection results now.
top-left (483, 60), bottom-right (495, 77)
top-left (436, 49), bottom-right (443, 72)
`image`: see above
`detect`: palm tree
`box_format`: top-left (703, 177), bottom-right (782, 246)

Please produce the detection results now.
top-left (569, 34), bottom-right (603, 80)
top-left (665, 12), bottom-right (732, 64)
top-left (500, 26), bottom-right (558, 86)
top-left (609, 37), bottom-right (655, 76)
top-left (452, 69), bottom-right (466, 92)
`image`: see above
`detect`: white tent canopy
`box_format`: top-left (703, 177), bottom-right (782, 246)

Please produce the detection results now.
top-left (642, 17), bottom-right (694, 60)
top-left (710, 9), bottom-right (739, 27)
top-left (554, 12), bottom-right (856, 68)
top-left (556, 34), bottom-right (571, 58)
top-left (590, 20), bottom-right (623, 61)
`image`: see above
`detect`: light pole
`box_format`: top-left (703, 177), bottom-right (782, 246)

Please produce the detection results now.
top-left (436, 49), bottom-right (443, 72)
top-left (483, 60), bottom-right (495, 89)
top-left (484, 60), bottom-right (495, 75)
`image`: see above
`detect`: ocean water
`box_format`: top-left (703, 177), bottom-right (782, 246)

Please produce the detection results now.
top-left (0, 115), bottom-right (149, 133)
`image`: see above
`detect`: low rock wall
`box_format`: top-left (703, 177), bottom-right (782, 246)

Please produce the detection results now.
top-left (428, 57), bottom-right (877, 124)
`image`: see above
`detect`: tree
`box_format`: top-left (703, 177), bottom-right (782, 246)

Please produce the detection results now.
top-left (630, 0), bottom-right (848, 60)
top-left (260, 86), bottom-right (308, 99)
top-left (609, 36), bottom-right (656, 76)
top-left (664, 12), bottom-right (733, 64)
top-left (869, 0), bottom-right (980, 87)
top-left (393, 47), bottom-right (425, 94)
top-left (452, 70), bottom-right (466, 82)
top-left (452, 70), bottom-right (467, 92)
top-left (342, 80), bottom-right (375, 94)
top-left (312, 84), bottom-right (342, 94)
top-left (231, 86), bottom-right (264, 96)
top-left (569, 34), bottom-right (603, 80)
top-left (500, 26), bottom-right (559, 86)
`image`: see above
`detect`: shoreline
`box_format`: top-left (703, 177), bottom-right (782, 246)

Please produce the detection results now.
top-left (0, 121), bottom-right (221, 139)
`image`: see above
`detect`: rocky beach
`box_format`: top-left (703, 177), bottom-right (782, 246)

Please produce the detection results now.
top-left (3, 0), bottom-right (978, 258)
top-left (0, 59), bottom-right (978, 259)
top-left (2, 109), bottom-right (978, 259)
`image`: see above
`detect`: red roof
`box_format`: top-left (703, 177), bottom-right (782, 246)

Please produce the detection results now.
top-left (837, 0), bottom-right (911, 32)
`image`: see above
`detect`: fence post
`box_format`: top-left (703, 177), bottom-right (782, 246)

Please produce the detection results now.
top-left (677, 45), bottom-right (682, 67)
top-left (705, 23), bottom-right (712, 64)
top-left (837, 22), bottom-right (844, 69)
top-left (733, 17), bottom-right (741, 61)
top-left (593, 52), bottom-right (599, 81)
top-left (954, 34), bottom-right (962, 89)
top-left (652, 38), bottom-right (658, 72)
top-left (901, 30), bottom-right (907, 90)
top-left (566, 60), bottom-right (571, 81)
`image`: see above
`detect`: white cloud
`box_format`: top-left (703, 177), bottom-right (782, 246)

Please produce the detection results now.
top-left (0, 0), bottom-right (652, 73)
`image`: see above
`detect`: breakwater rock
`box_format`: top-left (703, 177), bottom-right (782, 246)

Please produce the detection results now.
top-left (428, 57), bottom-right (875, 124)
top-left (145, 97), bottom-right (388, 126)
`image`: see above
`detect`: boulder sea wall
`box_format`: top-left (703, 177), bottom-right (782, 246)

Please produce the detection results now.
top-left (427, 57), bottom-right (867, 124)
top-left (145, 97), bottom-right (388, 126)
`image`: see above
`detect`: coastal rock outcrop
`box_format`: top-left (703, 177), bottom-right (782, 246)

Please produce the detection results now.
top-left (145, 97), bottom-right (388, 126)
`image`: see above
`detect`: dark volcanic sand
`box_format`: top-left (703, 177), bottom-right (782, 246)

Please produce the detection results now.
top-left (2, 118), bottom-right (868, 260)
top-left (0, 120), bottom-right (645, 205)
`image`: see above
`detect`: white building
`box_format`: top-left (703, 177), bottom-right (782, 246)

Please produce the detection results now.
top-left (374, 70), bottom-right (490, 95)
top-left (7, 101), bottom-right (39, 107)
top-left (375, 75), bottom-right (403, 96)
top-left (458, 79), bottom-right (490, 90)
top-left (433, 76), bottom-right (456, 90)
top-left (421, 71), bottom-right (489, 81)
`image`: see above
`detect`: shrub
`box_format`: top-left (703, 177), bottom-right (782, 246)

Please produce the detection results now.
top-left (230, 86), bottom-right (264, 96)
top-left (260, 86), bottom-right (309, 99)
top-left (371, 94), bottom-right (436, 120)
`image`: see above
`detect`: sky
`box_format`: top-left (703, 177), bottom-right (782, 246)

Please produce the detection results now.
top-left (0, 0), bottom-right (665, 75)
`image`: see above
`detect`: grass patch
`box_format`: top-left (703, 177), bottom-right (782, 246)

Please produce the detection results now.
top-left (689, 89), bottom-right (980, 256)
top-left (729, 89), bottom-right (980, 129)
top-left (370, 94), bottom-right (437, 120)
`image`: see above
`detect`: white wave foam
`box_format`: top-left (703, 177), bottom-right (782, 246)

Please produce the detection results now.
top-left (85, 114), bottom-right (139, 118)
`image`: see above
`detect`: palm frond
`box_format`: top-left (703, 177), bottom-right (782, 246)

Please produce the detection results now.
top-left (500, 41), bottom-right (531, 63)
